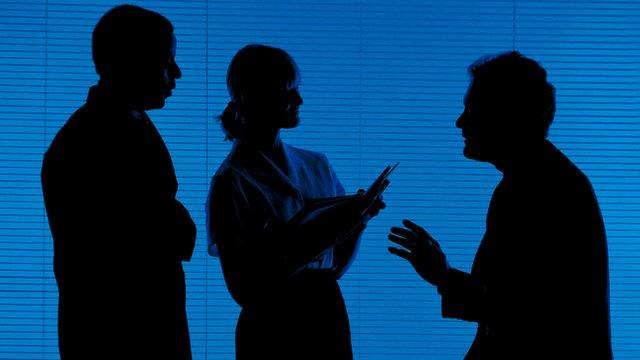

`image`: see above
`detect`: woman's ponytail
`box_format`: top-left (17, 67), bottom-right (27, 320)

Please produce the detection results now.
top-left (218, 101), bottom-right (243, 141)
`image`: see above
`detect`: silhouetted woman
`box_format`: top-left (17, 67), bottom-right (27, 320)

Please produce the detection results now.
top-left (206, 45), bottom-right (383, 359)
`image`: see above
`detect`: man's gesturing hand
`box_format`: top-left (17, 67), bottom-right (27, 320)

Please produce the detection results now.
top-left (388, 219), bottom-right (450, 287)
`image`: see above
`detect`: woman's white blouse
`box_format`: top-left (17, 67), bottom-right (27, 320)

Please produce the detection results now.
top-left (206, 140), bottom-right (345, 270)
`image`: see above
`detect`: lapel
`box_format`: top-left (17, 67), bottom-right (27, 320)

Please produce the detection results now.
top-left (471, 179), bottom-right (506, 277)
top-left (140, 111), bottom-right (178, 190)
top-left (86, 85), bottom-right (178, 194)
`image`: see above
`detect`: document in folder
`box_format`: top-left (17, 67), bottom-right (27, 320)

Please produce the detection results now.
top-left (293, 163), bottom-right (398, 226)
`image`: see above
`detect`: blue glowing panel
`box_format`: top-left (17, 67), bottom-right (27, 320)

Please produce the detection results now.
top-left (0, 1), bottom-right (638, 359)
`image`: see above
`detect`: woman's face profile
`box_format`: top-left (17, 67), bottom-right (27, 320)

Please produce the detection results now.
top-left (226, 46), bottom-right (305, 139)
top-left (277, 76), bottom-right (303, 129)
top-left (241, 73), bottom-right (303, 132)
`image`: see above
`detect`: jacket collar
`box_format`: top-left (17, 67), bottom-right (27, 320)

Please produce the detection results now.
top-left (86, 85), bottom-right (146, 121)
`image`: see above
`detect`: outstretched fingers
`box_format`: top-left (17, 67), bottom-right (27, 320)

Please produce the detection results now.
top-left (402, 219), bottom-right (429, 237)
top-left (402, 219), bottom-right (441, 250)
top-left (389, 226), bottom-right (419, 241)
top-left (388, 233), bottom-right (415, 250)
top-left (388, 246), bottom-right (413, 262)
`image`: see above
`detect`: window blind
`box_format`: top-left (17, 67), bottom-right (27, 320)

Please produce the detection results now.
top-left (0, 0), bottom-right (638, 359)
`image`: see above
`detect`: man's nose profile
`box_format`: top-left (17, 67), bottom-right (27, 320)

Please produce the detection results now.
top-left (41, 4), bottom-right (196, 360)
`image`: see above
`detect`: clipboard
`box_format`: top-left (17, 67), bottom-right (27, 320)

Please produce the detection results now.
top-left (293, 162), bottom-right (399, 225)
top-left (360, 162), bottom-right (398, 213)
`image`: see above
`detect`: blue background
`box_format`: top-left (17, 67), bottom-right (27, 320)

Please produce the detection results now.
top-left (0, 0), bottom-right (638, 359)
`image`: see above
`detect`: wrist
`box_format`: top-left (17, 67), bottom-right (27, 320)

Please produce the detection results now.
top-left (435, 267), bottom-right (451, 294)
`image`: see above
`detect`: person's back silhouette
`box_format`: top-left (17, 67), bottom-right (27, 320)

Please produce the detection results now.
top-left (41, 5), bottom-right (195, 359)
top-left (389, 52), bottom-right (612, 359)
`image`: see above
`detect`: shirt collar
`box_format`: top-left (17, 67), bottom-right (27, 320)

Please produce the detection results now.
top-left (86, 85), bottom-right (147, 123)
top-left (230, 139), bottom-right (301, 196)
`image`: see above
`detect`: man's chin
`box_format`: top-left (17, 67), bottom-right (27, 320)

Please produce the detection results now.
top-left (464, 146), bottom-right (498, 165)
top-left (143, 97), bottom-right (167, 111)
top-left (281, 116), bottom-right (300, 129)
top-left (463, 148), bottom-right (474, 159)
top-left (463, 146), bottom-right (484, 161)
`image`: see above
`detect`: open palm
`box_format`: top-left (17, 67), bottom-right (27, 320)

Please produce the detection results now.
top-left (388, 219), bottom-right (450, 287)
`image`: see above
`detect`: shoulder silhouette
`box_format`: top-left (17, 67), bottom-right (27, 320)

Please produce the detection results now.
top-left (389, 51), bottom-right (612, 359)
top-left (41, 5), bottom-right (194, 359)
top-left (207, 44), bottom-right (385, 359)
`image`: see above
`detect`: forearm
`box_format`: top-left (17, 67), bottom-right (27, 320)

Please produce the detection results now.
top-left (332, 224), bottom-right (365, 279)
top-left (152, 199), bottom-right (196, 261)
top-left (276, 199), bottom-right (366, 272)
top-left (94, 193), bottom-right (196, 261)
top-left (218, 219), bottom-right (357, 306)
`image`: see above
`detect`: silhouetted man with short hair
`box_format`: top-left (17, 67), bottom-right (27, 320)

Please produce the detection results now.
top-left (389, 52), bottom-right (612, 359)
top-left (41, 5), bottom-right (195, 359)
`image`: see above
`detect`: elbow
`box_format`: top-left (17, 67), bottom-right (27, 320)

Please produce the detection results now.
top-left (224, 272), bottom-right (284, 309)
top-left (219, 257), bottom-right (286, 308)
top-left (220, 266), bottom-right (252, 308)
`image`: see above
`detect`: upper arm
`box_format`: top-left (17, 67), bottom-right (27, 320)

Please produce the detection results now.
top-left (207, 172), bottom-right (286, 305)
top-left (208, 174), bottom-right (246, 252)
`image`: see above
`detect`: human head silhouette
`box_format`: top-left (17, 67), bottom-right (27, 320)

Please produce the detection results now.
top-left (92, 4), bottom-right (181, 110)
top-left (219, 44), bottom-right (303, 140)
top-left (456, 51), bottom-right (555, 166)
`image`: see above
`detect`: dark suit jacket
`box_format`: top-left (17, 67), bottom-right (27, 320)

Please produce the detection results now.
top-left (439, 140), bottom-right (612, 359)
top-left (41, 86), bottom-right (196, 360)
